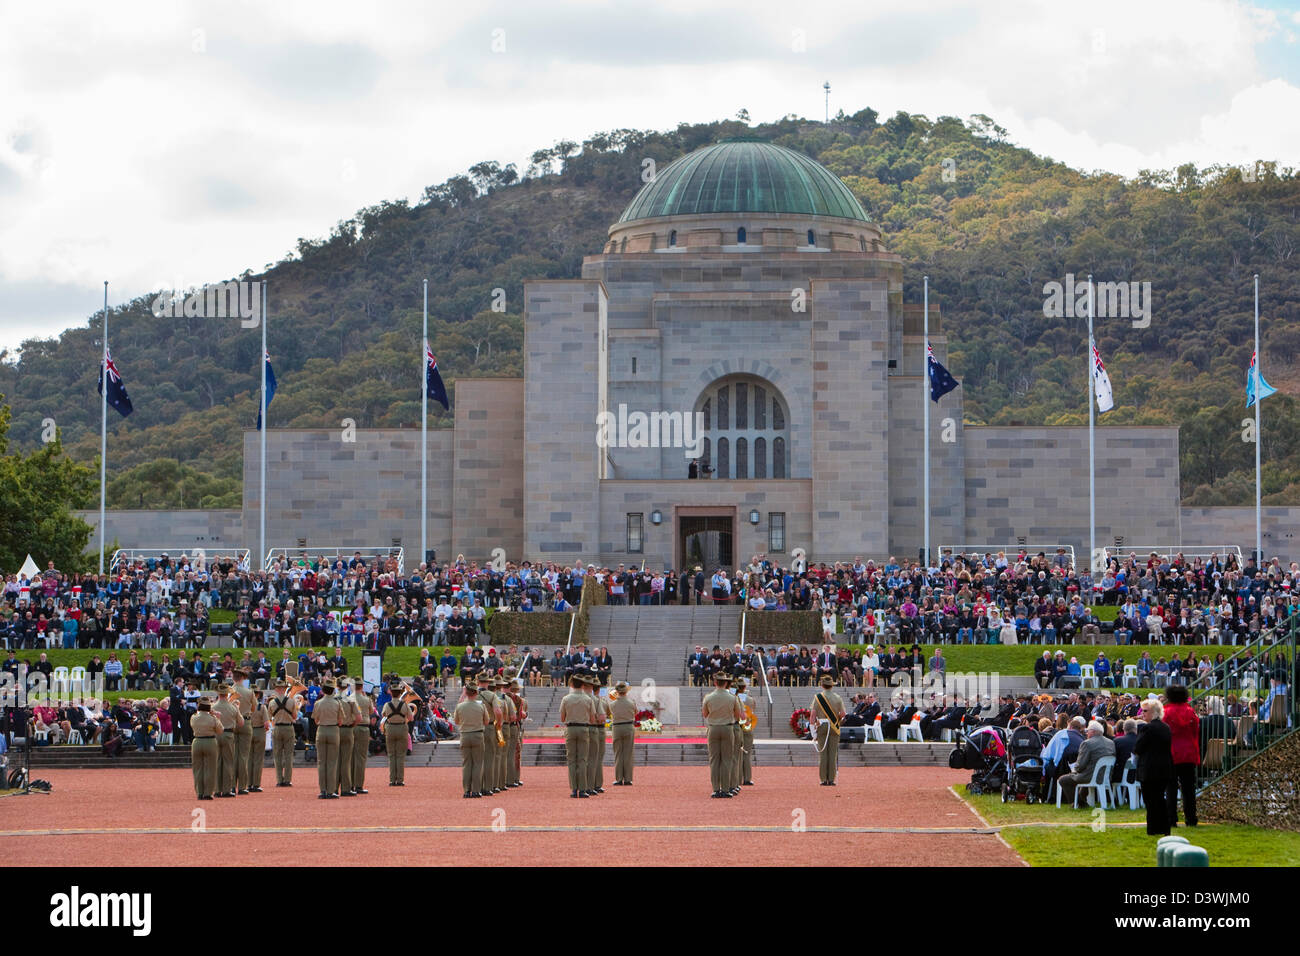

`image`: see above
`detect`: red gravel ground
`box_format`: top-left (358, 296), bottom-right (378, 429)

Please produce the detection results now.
top-left (0, 766), bottom-right (1023, 866)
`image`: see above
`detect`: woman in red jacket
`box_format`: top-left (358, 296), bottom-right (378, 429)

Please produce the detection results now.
top-left (1163, 683), bottom-right (1200, 827)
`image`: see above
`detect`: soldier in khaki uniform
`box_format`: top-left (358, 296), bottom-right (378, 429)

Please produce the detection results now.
top-left (247, 689), bottom-right (268, 792)
top-left (211, 683), bottom-right (244, 798)
top-left (506, 676), bottom-right (527, 787)
top-left (587, 674), bottom-right (608, 794)
top-left (454, 677), bottom-right (487, 797)
top-left (267, 678), bottom-right (298, 787)
top-left (351, 679), bottom-right (372, 794)
top-left (811, 673), bottom-right (846, 786)
top-left (494, 676), bottom-right (515, 792)
top-left (336, 677), bottom-right (356, 796)
top-left (380, 679), bottom-right (414, 786)
top-left (726, 679), bottom-right (743, 794)
top-left (312, 677), bottom-right (343, 799)
top-left (475, 676), bottom-right (501, 795)
top-left (559, 674), bottom-right (592, 798)
top-left (190, 698), bottom-right (223, 800)
top-left (736, 677), bottom-right (756, 787)
top-left (233, 668), bottom-right (257, 794)
top-left (702, 672), bottom-right (742, 798)
top-left (609, 681), bottom-right (637, 785)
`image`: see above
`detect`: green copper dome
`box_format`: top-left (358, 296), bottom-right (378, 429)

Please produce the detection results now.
top-left (618, 140), bottom-right (870, 224)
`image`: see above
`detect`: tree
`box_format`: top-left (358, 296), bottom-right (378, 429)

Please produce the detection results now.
top-left (0, 399), bottom-right (96, 574)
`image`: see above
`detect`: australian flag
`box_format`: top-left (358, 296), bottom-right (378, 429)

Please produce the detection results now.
top-left (426, 344), bottom-right (450, 410)
top-left (256, 351), bottom-right (277, 430)
top-left (97, 348), bottom-right (134, 417)
top-left (927, 342), bottom-right (959, 403)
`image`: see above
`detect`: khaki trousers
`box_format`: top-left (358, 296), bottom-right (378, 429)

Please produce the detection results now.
top-left (707, 724), bottom-right (733, 792)
top-left (191, 737), bottom-right (218, 798)
top-left (461, 729), bottom-right (484, 792)
top-left (338, 724), bottom-right (354, 793)
top-left (816, 721), bottom-right (839, 783)
top-left (612, 724), bottom-right (634, 783)
top-left (235, 725), bottom-right (253, 791)
top-left (272, 724), bottom-right (295, 784)
top-left (564, 725), bottom-right (588, 792)
top-left (217, 731), bottom-right (237, 794)
top-left (316, 725), bottom-right (340, 794)
top-left (352, 725), bottom-right (369, 790)
top-left (248, 725), bottom-right (265, 789)
top-left (385, 723), bottom-right (407, 784)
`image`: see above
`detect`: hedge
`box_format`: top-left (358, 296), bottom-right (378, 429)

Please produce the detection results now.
top-left (487, 610), bottom-right (573, 647)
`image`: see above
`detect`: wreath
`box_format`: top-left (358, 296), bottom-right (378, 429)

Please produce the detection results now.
top-left (790, 707), bottom-right (813, 739)
top-left (639, 718), bottom-right (662, 733)
top-left (634, 709), bottom-right (654, 723)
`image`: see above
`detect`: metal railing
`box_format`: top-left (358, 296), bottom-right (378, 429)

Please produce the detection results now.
top-left (263, 545), bottom-right (404, 574)
top-left (110, 548), bottom-right (250, 572)
top-left (1102, 546), bottom-right (1245, 569)
top-left (1188, 614), bottom-right (1296, 795)
top-left (939, 545), bottom-right (1076, 570)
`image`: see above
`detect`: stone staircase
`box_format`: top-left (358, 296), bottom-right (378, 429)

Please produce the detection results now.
top-left (585, 604), bottom-right (743, 684)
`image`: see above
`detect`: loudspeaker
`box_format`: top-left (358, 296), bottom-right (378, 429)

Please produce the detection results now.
top-left (839, 727), bottom-right (866, 743)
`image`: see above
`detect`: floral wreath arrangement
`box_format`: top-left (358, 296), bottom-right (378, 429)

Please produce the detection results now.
top-left (790, 708), bottom-right (813, 739)
top-left (635, 708), bottom-right (661, 733)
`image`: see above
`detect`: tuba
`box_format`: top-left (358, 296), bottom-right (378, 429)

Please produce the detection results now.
top-left (740, 701), bottom-right (757, 731)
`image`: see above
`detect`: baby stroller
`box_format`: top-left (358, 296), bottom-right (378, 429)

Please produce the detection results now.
top-left (1000, 724), bottom-right (1044, 804)
top-left (949, 725), bottom-right (1007, 795)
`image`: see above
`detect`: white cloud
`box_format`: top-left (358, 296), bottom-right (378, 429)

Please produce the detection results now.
top-left (0, 0), bottom-right (1296, 351)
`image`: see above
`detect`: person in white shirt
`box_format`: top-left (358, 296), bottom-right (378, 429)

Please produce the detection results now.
top-left (861, 646), bottom-right (880, 687)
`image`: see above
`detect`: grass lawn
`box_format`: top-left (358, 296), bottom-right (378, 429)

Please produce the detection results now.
top-left (959, 787), bottom-right (1300, 866)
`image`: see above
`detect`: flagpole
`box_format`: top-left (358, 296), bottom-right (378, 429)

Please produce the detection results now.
top-left (422, 278), bottom-right (428, 570)
top-left (260, 281), bottom-right (267, 570)
top-left (922, 275), bottom-right (930, 568)
top-left (99, 281), bottom-right (108, 575)
top-left (1254, 273), bottom-right (1261, 566)
top-left (1088, 274), bottom-right (1095, 583)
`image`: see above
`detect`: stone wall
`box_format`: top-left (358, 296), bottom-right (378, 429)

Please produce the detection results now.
top-left (1180, 506), bottom-right (1300, 564)
top-left (242, 428), bottom-right (454, 561)
top-left (452, 378), bottom-right (524, 564)
top-left (76, 509), bottom-right (244, 554)
top-left (963, 426), bottom-right (1181, 562)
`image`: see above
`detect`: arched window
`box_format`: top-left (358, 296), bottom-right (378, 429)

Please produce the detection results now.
top-left (695, 375), bottom-right (791, 481)
top-left (806, 229), bottom-right (815, 246)
top-left (620, 237), bottom-right (627, 253)
top-left (737, 227), bottom-right (746, 244)
top-left (669, 229), bottom-right (677, 247)
top-left (703, 437), bottom-right (711, 471)
top-left (860, 236), bottom-right (867, 251)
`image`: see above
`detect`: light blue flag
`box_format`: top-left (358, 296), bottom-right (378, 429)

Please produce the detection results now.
top-left (1247, 351), bottom-right (1277, 408)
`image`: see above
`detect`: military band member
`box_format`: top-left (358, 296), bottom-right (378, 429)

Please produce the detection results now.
top-left (454, 678), bottom-right (487, 797)
top-left (509, 676), bottom-right (527, 787)
top-left (736, 676), bottom-right (755, 787)
top-left (233, 668), bottom-right (256, 794)
top-left (726, 678), bottom-right (742, 794)
top-left (351, 679), bottom-right (372, 794)
top-left (475, 676), bottom-right (501, 795)
top-left (494, 675), bottom-right (515, 792)
top-left (589, 674), bottom-right (609, 794)
top-left (211, 682), bottom-right (244, 797)
top-left (702, 671), bottom-right (742, 798)
top-left (811, 673), bottom-right (846, 786)
top-left (559, 674), bottom-right (593, 797)
top-left (313, 677), bottom-right (343, 799)
top-left (610, 681), bottom-right (637, 785)
top-left (247, 689), bottom-right (268, 792)
top-left (268, 678), bottom-right (298, 786)
top-left (380, 679), bottom-right (414, 786)
top-left (337, 677), bottom-right (356, 796)
top-left (190, 697), bottom-right (223, 800)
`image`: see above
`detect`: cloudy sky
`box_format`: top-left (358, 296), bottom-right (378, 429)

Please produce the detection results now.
top-left (1, 0), bottom-right (1298, 352)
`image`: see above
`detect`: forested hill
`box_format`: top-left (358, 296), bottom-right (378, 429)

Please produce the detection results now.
top-left (1, 108), bottom-right (1297, 508)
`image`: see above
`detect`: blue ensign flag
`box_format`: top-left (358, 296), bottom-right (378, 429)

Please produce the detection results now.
top-left (1246, 351), bottom-right (1277, 408)
top-left (256, 351), bottom-right (277, 429)
top-left (927, 343), bottom-right (959, 403)
top-left (426, 345), bottom-right (450, 410)
top-left (97, 348), bottom-right (134, 417)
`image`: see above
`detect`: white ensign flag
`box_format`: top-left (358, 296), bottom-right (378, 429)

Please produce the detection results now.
top-left (1091, 338), bottom-right (1114, 413)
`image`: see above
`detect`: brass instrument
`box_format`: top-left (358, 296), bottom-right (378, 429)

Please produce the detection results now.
top-left (740, 702), bottom-right (757, 732)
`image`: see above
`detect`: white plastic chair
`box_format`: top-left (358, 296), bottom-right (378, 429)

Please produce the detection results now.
top-left (1122, 665), bottom-right (1138, 688)
top-left (1111, 755), bottom-right (1142, 810)
top-left (1058, 755), bottom-right (1115, 809)
top-left (899, 714), bottom-right (923, 742)
top-left (1079, 665), bottom-right (1097, 688)
top-left (67, 729), bottom-right (84, 745)
top-left (70, 666), bottom-right (87, 694)
top-left (939, 727), bottom-right (956, 742)
top-left (866, 716), bottom-right (884, 742)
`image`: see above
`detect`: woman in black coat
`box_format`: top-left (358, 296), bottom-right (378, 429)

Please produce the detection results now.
top-left (1133, 699), bottom-right (1175, 836)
